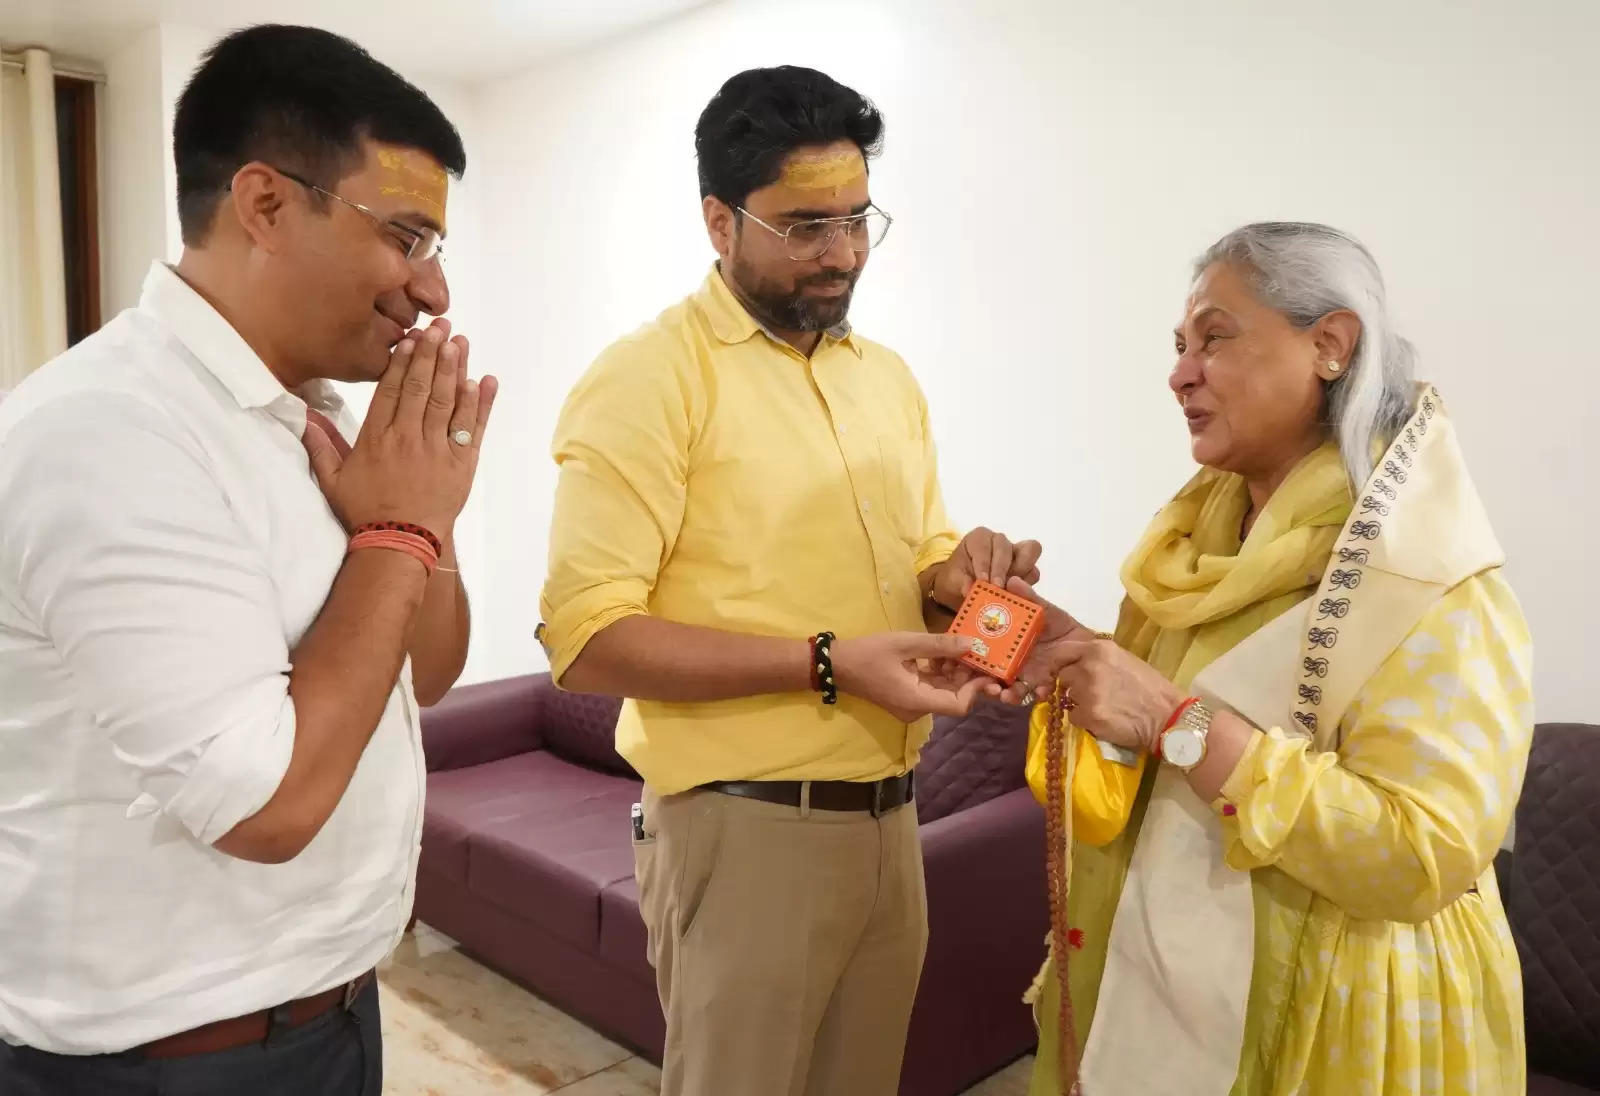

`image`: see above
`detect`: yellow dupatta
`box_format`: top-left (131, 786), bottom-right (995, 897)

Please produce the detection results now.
top-left (1024, 442), bottom-right (1353, 840)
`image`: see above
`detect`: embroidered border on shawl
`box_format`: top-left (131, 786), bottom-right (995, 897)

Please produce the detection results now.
top-left (1293, 387), bottom-right (1441, 743)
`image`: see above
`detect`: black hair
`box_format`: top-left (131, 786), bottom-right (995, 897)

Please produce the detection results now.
top-left (172, 24), bottom-right (466, 246)
top-left (695, 66), bottom-right (884, 208)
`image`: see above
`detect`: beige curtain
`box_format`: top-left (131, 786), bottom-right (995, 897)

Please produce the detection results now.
top-left (0, 47), bottom-right (68, 389)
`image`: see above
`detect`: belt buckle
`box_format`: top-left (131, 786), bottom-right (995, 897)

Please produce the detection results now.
top-left (342, 976), bottom-right (361, 1011)
top-left (870, 780), bottom-right (884, 818)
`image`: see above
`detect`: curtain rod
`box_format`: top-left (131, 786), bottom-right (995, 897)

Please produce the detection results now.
top-left (0, 52), bottom-right (106, 85)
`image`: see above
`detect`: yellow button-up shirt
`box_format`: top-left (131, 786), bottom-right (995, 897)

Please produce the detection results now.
top-left (539, 268), bottom-right (960, 794)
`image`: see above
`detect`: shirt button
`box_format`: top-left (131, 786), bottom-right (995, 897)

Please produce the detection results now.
top-left (881, 581), bottom-right (891, 594)
top-left (837, 424), bottom-right (848, 436)
top-left (861, 500), bottom-right (871, 514)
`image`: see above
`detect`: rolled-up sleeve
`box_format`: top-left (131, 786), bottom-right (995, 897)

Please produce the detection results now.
top-left (539, 344), bottom-right (692, 683)
top-left (1216, 571), bottom-right (1534, 923)
top-left (1, 395), bottom-right (295, 845)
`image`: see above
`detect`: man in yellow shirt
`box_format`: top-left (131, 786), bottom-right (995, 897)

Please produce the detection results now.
top-left (539, 66), bottom-right (1040, 1096)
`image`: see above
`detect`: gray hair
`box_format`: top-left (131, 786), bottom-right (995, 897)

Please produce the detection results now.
top-left (1195, 222), bottom-right (1416, 488)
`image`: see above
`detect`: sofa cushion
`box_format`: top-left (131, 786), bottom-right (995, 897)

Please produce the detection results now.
top-left (915, 700), bottom-right (1030, 825)
top-left (1508, 723), bottom-right (1600, 1091)
top-left (422, 751), bottom-right (584, 885)
top-left (598, 876), bottom-right (654, 986)
top-left (450, 752), bottom-right (642, 953)
top-left (537, 689), bottom-right (634, 778)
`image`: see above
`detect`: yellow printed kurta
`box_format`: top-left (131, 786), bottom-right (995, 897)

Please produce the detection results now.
top-left (1033, 569), bottom-right (1533, 1095)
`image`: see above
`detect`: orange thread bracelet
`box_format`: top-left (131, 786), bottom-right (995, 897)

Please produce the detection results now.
top-left (348, 529), bottom-right (439, 577)
top-left (351, 521), bottom-right (442, 557)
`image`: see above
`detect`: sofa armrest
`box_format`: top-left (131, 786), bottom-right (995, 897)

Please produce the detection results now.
top-left (419, 674), bottom-right (546, 772)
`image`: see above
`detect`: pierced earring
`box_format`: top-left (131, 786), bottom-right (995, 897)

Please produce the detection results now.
top-left (1326, 360), bottom-right (1342, 374)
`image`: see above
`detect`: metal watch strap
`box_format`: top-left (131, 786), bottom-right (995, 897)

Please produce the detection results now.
top-left (1164, 700), bottom-right (1215, 769)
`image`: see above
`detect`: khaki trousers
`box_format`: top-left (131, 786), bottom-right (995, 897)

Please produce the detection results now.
top-left (634, 784), bottom-right (928, 1096)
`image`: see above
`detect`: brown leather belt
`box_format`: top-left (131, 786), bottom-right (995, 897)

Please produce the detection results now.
top-left (702, 772), bottom-right (914, 816)
top-left (135, 970), bottom-right (374, 1059)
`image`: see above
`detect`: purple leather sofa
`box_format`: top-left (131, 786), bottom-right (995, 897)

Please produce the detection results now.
top-left (416, 674), bottom-right (1047, 1096)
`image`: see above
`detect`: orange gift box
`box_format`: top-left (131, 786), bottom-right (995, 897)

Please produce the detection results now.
top-left (946, 580), bottom-right (1045, 684)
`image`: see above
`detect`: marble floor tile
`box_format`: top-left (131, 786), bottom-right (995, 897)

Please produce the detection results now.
top-left (408, 921), bottom-right (460, 959)
top-left (380, 922), bottom-right (1032, 1095)
top-left (379, 929), bottom-right (631, 1095)
top-left (963, 1055), bottom-right (1035, 1096)
top-left (551, 1055), bottom-right (663, 1096)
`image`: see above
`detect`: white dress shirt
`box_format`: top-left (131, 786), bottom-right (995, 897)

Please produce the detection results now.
top-left (0, 263), bottom-right (425, 1054)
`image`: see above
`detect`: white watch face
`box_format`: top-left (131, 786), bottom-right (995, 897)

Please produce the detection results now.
top-left (1163, 728), bottom-right (1205, 769)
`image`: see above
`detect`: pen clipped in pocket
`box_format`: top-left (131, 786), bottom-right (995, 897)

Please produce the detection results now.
top-left (630, 802), bottom-right (655, 846)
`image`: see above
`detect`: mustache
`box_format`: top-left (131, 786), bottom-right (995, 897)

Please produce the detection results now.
top-left (796, 272), bottom-right (857, 291)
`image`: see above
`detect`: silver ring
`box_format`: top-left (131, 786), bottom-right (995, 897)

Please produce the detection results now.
top-left (1014, 679), bottom-right (1032, 702)
top-left (451, 428), bottom-right (472, 447)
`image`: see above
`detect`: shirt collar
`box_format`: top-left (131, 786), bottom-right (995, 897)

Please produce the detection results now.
top-left (138, 262), bottom-right (347, 428)
top-left (697, 265), bottom-right (862, 359)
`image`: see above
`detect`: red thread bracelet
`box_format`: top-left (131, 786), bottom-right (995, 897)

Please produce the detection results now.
top-left (1153, 696), bottom-right (1201, 760)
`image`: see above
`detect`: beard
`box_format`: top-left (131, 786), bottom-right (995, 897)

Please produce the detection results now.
top-left (727, 253), bottom-right (859, 333)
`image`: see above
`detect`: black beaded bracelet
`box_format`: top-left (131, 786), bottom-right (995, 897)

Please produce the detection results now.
top-left (811, 630), bottom-right (839, 706)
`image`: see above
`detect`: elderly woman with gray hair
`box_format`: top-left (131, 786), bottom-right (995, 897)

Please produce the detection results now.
top-left (1001, 223), bottom-right (1531, 1095)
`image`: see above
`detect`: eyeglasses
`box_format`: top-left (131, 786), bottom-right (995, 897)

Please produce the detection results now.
top-left (736, 205), bottom-right (893, 262)
top-left (271, 166), bottom-right (444, 265)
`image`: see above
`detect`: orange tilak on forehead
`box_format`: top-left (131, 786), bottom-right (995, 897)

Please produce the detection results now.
top-left (375, 147), bottom-right (448, 226)
top-left (779, 148), bottom-right (867, 192)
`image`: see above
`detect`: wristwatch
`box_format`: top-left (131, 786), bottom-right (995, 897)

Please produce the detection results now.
top-left (1160, 700), bottom-right (1214, 770)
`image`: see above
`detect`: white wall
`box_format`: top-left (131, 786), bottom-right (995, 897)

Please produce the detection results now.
top-left (98, 26), bottom-right (166, 317)
top-left (467, 0), bottom-right (1599, 720)
top-left (98, 23), bottom-right (215, 316)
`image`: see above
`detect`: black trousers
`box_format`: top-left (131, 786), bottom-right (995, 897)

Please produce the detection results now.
top-left (0, 978), bottom-right (382, 1096)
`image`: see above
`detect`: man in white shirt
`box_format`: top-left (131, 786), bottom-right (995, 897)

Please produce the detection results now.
top-left (0, 25), bottom-right (496, 1096)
